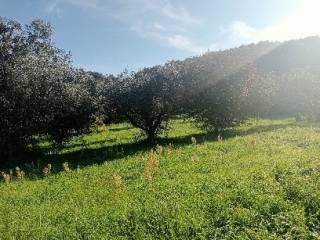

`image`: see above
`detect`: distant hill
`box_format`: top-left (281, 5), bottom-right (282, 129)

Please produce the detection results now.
top-left (176, 36), bottom-right (320, 119)
top-left (180, 36), bottom-right (320, 82)
top-left (256, 36), bottom-right (320, 73)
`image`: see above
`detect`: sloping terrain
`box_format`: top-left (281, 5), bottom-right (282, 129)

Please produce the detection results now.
top-left (1, 119), bottom-right (320, 239)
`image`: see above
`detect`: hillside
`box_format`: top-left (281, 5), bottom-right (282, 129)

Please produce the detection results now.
top-left (1, 119), bottom-right (320, 239)
top-left (180, 36), bottom-right (320, 83)
top-left (256, 36), bottom-right (320, 73)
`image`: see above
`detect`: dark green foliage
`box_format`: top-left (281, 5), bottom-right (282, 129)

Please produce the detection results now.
top-left (104, 63), bottom-right (181, 142)
top-left (0, 18), bottom-right (95, 162)
top-left (179, 43), bottom-right (280, 132)
top-left (182, 37), bottom-right (320, 126)
top-left (191, 79), bottom-right (247, 133)
top-left (98, 73), bottom-right (126, 124)
top-left (2, 16), bottom-right (320, 165)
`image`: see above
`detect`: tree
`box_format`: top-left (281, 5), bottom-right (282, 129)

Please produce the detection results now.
top-left (0, 18), bottom-right (95, 163)
top-left (175, 53), bottom-right (251, 134)
top-left (97, 73), bottom-right (124, 124)
top-left (106, 63), bottom-right (181, 142)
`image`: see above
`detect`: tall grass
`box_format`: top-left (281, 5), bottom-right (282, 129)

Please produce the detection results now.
top-left (1, 119), bottom-right (320, 239)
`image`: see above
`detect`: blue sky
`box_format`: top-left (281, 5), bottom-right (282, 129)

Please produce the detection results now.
top-left (1, 0), bottom-right (319, 74)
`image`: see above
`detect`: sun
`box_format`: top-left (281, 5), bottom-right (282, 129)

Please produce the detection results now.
top-left (288, 0), bottom-right (320, 38)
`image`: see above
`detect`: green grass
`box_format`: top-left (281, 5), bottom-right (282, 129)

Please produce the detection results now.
top-left (1, 119), bottom-right (320, 239)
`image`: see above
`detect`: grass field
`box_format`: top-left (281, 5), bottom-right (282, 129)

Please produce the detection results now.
top-left (1, 119), bottom-right (320, 239)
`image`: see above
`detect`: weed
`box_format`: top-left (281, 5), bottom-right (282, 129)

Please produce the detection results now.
top-left (113, 175), bottom-right (122, 192)
top-left (63, 162), bottom-right (71, 173)
top-left (144, 150), bottom-right (160, 181)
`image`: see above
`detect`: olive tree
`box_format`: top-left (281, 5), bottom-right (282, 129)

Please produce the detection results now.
top-left (97, 73), bottom-right (125, 124)
top-left (265, 69), bottom-right (320, 120)
top-left (175, 55), bottom-right (250, 134)
top-left (105, 63), bottom-right (181, 142)
top-left (0, 18), bottom-right (96, 162)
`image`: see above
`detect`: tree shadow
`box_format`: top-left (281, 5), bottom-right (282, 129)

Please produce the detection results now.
top-left (224, 121), bottom-right (297, 138)
top-left (108, 126), bottom-right (133, 132)
top-left (1, 121), bottom-right (298, 177)
top-left (44, 139), bottom-right (117, 152)
top-left (42, 121), bottom-right (296, 167)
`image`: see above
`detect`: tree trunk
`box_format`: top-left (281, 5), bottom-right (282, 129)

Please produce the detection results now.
top-left (146, 129), bottom-right (156, 144)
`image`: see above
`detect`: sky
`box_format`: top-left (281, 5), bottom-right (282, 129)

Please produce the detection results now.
top-left (1, 0), bottom-right (320, 74)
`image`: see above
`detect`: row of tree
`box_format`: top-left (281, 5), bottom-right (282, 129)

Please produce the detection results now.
top-left (0, 19), bottom-right (96, 163)
top-left (1, 18), bottom-right (320, 164)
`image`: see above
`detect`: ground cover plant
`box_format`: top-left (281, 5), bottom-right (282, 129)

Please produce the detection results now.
top-left (1, 119), bottom-right (320, 239)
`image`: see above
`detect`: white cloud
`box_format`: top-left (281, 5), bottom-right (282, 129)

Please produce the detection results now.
top-left (130, 21), bottom-right (204, 54)
top-left (210, 0), bottom-right (320, 50)
top-left (159, 2), bottom-right (201, 25)
top-left (46, 0), bottom-right (204, 54)
top-left (45, 0), bottom-right (320, 55)
top-left (115, 0), bottom-right (203, 53)
top-left (153, 23), bottom-right (166, 32)
top-left (46, 0), bottom-right (98, 14)
top-left (166, 35), bottom-right (205, 53)
top-left (209, 21), bottom-right (259, 50)
top-left (67, 0), bottom-right (98, 9)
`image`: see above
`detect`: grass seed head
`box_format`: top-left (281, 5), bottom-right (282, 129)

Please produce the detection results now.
top-left (155, 145), bottom-right (163, 155)
top-left (144, 151), bottom-right (160, 181)
top-left (113, 175), bottom-right (122, 191)
top-left (43, 163), bottom-right (52, 176)
top-left (43, 168), bottom-right (49, 176)
top-left (191, 155), bottom-right (199, 163)
top-left (15, 167), bottom-right (23, 180)
top-left (1, 172), bottom-right (11, 184)
top-left (63, 162), bottom-right (71, 173)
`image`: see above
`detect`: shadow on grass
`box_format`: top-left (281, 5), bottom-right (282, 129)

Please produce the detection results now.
top-left (225, 121), bottom-right (297, 138)
top-left (1, 121), bottom-right (297, 177)
top-left (108, 126), bottom-right (133, 132)
top-left (48, 138), bottom-right (117, 151)
top-left (45, 122), bottom-right (296, 165)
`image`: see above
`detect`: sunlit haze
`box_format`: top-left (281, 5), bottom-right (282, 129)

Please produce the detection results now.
top-left (1, 0), bottom-right (319, 73)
